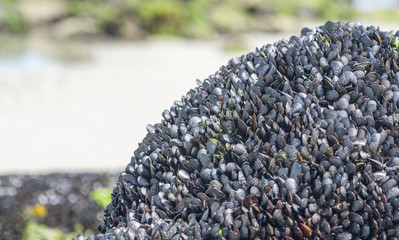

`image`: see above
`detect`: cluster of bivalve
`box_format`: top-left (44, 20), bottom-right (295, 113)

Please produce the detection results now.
top-left (77, 21), bottom-right (399, 240)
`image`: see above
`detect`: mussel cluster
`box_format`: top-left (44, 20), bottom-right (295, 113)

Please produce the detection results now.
top-left (80, 22), bottom-right (399, 239)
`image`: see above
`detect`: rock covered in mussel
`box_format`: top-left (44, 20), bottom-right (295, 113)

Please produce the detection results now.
top-left (79, 21), bottom-right (399, 239)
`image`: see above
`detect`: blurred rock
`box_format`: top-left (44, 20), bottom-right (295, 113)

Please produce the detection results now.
top-left (18, 0), bottom-right (67, 26)
top-left (120, 17), bottom-right (146, 40)
top-left (257, 14), bottom-right (298, 32)
top-left (209, 4), bottom-right (250, 33)
top-left (51, 17), bottom-right (99, 39)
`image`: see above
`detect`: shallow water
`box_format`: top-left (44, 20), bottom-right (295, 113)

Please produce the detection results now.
top-left (0, 51), bottom-right (57, 76)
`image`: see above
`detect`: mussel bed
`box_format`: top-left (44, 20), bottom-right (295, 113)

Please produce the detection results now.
top-left (80, 22), bottom-right (399, 239)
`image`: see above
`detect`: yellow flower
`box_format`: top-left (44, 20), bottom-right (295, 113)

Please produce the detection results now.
top-left (27, 203), bottom-right (48, 218)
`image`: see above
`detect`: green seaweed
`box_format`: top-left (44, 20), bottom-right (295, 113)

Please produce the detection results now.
top-left (394, 37), bottom-right (399, 50)
top-left (394, 111), bottom-right (399, 123)
top-left (90, 187), bottom-right (113, 209)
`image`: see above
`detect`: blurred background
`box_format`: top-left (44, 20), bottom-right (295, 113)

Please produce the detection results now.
top-left (1, 0), bottom-right (399, 239)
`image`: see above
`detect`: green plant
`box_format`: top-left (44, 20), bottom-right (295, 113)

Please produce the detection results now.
top-left (90, 187), bottom-right (113, 208)
top-left (134, 0), bottom-right (188, 36)
top-left (0, 0), bottom-right (26, 33)
top-left (22, 221), bottom-right (84, 240)
top-left (266, 0), bottom-right (355, 20)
